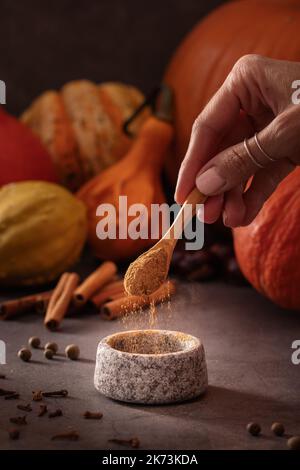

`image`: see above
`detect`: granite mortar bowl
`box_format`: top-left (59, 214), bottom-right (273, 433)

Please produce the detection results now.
top-left (94, 329), bottom-right (208, 405)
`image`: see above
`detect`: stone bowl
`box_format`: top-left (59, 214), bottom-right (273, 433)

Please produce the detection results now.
top-left (94, 329), bottom-right (208, 405)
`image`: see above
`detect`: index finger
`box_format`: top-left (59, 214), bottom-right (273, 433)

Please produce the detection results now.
top-left (174, 79), bottom-right (241, 204)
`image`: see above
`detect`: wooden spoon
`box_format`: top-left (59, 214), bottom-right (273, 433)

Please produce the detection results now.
top-left (124, 188), bottom-right (207, 296)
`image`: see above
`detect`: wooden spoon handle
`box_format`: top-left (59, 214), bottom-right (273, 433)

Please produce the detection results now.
top-left (163, 187), bottom-right (206, 242)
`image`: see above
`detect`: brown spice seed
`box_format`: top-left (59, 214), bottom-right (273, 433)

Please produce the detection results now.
top-left (83, 411), bottom-right (103, 420)
top-left (8, 428), bottom-right (20, 440)
top-left (10, 416), bottom-right (27, 425)
top-left (32, 390), bottom-right (43, 401)
top-left (246, 422), bottom-right (261, 436)
top-left (271, 422), bottom-right (285, 437)
top-left (0, 388), bottom-right (17, 397)
top-left (5, 393), bottom-right (20, 400)
top-left (109, 437), bottom-right (140, 449)
top-left (49, 409), bottom-right (63, 418)
top-left (51, 431), bottom-right (79, 441)
top-left (38, 404), bottom-right (48, 417)
top-left (17, 404), bottom-right (32, 412)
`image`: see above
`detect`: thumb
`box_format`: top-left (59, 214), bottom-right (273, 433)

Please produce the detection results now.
top-left (195, 110), bottom-right (298, 196)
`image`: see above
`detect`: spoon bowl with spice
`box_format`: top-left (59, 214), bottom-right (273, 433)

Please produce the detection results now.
top-left (124, 188), bottom-right (206, 296)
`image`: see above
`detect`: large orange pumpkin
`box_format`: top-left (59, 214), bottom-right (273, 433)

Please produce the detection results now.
top-left (165, 0), bottom-right (300, 186)
top-left (233, 168), bottom-right (300, 310)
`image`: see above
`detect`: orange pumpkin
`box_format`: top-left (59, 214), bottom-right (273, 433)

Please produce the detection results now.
top-left (233, 167), bottom-right (300, 310)
top-left (164, 0), bottom-right (300, 186)
top-left (21, 81), bottom-right (149, 191)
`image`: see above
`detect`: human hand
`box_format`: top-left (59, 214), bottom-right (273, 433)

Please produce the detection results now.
top-left (175, 55), bottom-right (300, 227)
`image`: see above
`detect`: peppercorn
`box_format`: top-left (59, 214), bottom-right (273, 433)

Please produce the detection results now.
top-left (246, 422), bottom-right (261, 436)
top-left (18, 348), bottom-right (32, 362)
top-left (287, 436), bottom-right (300, 450)
top-left (65, 344), bottom-right (80, 360)
top-left (44, 342), bottom-right (58, 354)
top-left (28, 336), bottom-right (41, 349)
top-left (44, 348), bottom-right (54, 360)
top-left (271, 422), bottom-right (285, 437)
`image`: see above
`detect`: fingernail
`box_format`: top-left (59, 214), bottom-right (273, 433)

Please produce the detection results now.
top-left (196, 167), bottom-right (226, 195)
top-left (197, 206), bottom-right (204, 223)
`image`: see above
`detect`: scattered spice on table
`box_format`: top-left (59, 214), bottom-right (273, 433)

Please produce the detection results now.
top-left (65, 344), bottom-right (80, 360)
top-left (51, 430), bottom-right (79, 441)
top-left (83, 411), bottom-right (103, 420)
top-left (10, 415), bottom-right (27, 425)
top-left (42, 389), bottom-right (68, 398)
top-left (49, 409), bottom-right (63, 418)
top-left (44, 349), bottom-right (54, 360)
top-left (45, 342), bottom-right (58, 353)
top-left (28, 336), bottom-right (41, 349)
top-left (246, 422), bottom-right (261, 436)
top-left (38, 404), bottom-right (48, 417)
top-left (32, 390), bottom-right (43, 401)
top-left (18, 348), bottom-right (32, 362)
top-left (8, 428), bottom-right (20, 440)
top-left (108, 437), bottom-right (140, 449)
top-left (17, 403), bottom-right (32, 412)
top-left (287, 436), bottom-right (300, 450)
top-left (0, 388), bottom-right (17, 397)
top-left (5, 392), bottom-right (20, 400)
top-left (0, 374), bottom-right (6, 379)
top-left (271, 422), bottom-right (285, 437)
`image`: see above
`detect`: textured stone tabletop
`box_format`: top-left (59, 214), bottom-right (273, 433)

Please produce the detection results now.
top-left (1, 281), bottom-right (300, 450)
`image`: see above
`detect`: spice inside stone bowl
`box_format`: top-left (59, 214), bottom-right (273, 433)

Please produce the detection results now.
top-left (94, 329), bottom-right (208, 405)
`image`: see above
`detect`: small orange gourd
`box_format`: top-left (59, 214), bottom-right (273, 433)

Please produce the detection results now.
top-left (78, 107), bottom-right (174, 262)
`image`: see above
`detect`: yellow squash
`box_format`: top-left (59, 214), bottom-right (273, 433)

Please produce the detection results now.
top-left (0, 181), bottom-right (87, 286)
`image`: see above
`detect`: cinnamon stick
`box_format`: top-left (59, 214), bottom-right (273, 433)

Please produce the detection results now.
top-left (90, 280), bottom-right (125, 308)
top-left (101, 281), bottom-right (176, 320)
top-left (0, 291), bottom-right (53, 321)
top-left (73, 262), bottom-right (117, 307)
top-left (44, 272), bottom-right (80, 330)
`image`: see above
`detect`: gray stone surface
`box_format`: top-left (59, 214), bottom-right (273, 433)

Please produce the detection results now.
top-left (94, 330), bottom-right (208, 404)
top-left (0, 281), bottom-right (300, 450)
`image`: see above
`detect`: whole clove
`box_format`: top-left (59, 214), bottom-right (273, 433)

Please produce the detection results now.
top-left (42, 389), bottom-right (68, 398)
top-left (10, 415), bottom-right (27, 425)
top-left (0, 388), bottom-right (17, 397)
top-left (108, 437), bottom-right (140, 449)
top-left (51, 430), bottom-right (79, 441)
top-left (49, 409), bottom-right (63, 418)
top-left (5, 393), bottom-right (20, 400)
top-left (32, 390), bottom-right (43, 402)
top-left (17, 403), bottom-right (32, 412)
top-left (83, 411), bottom-right (103, 420)
top-left (38, 404), bottom-right (48, 417)
top-left (8, 428), bottom-right (20, 440)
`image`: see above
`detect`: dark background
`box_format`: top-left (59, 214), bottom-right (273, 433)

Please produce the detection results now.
top-left (0, 0), bottom-right (224, 116)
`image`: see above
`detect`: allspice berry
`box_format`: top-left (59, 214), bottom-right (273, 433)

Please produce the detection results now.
top-left (65, 344), bottom-right (80, 360)
top-left (28, 336), bottom-right (41, 349)
top-left (287, 436), bottom-right (300, 450)
top-left (246, 422), bottom-right (261, 436)
top-left (44, 348), bottom-right (54, 360)
top-left (18, 348), bottom-right (32, 362)
top-left (271, 422), bottom-right (285, 437)
top-left (44, 342), bottom-right (58, 354)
